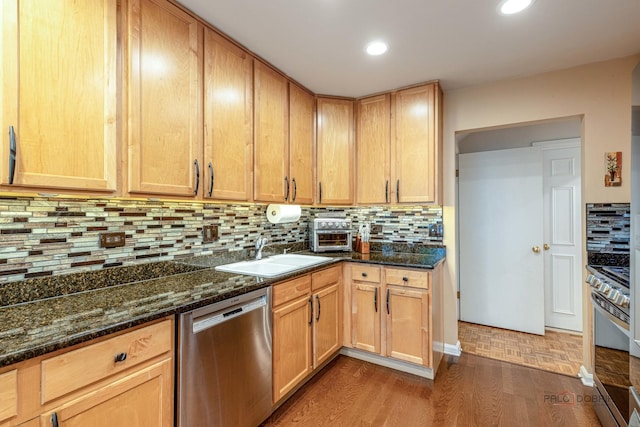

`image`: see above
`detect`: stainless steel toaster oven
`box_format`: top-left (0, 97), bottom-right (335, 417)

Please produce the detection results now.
top-left (309, 217), bottom-right (352, 252)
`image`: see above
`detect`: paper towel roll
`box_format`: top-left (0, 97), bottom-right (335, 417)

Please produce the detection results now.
top-left (266, 204), bottom-right (301, 224)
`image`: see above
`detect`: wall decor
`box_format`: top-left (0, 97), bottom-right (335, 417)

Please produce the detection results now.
top-left (605, 151), bottom-right (622, 187)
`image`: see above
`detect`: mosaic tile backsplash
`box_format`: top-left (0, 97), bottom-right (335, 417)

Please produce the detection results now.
top-left (0, 196), bottom-right (442, 283)
top-left (586, 203), bottom-right (630, 265)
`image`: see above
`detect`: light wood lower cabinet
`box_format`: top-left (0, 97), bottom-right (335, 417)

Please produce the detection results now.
top-left (348, 263), bottom-right (443, 371)
top-left (272, 265), bottom-right (342, 403)
top-left (351, 282), bottom-right (381, 353)
top-left (0, 318), bottom-right (173, 427)
top-left (0, 370), bottom-right (18, 425)
top-left (272, 290), bottom-right (313, 402)
top-left (40, 360), bottom-right (172, 427)
top-left (386, 286), bottom-right (430, 366)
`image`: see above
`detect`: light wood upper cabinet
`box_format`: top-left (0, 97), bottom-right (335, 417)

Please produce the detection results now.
top-left (356, 94), bottom-right (391, 204)
top-left (1, 0), bottom-right (117, 193)
top-left (316, 98), bottom-right (354, 205)
top-left (288, 83), bottom-right (315, 204)
top-left (203, 29), bottom-right (253, 201)
top-left (254, 61), bottom-right (289, 202)
top-left (392, 83), bottom-right (442, 204)
top-left (355, 82), bottom-right (442, 205)
top-left (127, 0), bottom-right (203, 197)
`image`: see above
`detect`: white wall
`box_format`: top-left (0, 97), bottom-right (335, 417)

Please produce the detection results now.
top-left (442, 55), bottom-right (640, 367)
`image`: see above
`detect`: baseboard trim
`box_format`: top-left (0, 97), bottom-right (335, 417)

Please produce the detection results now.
top-left (444, 341), bottom-right (462, 356)
top-left (340, 348), bottom-right (434, 380)
top-left (579, 365), bottom-right (594, 387)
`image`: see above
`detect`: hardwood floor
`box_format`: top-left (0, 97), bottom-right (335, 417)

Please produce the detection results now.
top-left (458, 321), bottom-right (584, 377)
top-left (262, 354), bottom-right (600, 427)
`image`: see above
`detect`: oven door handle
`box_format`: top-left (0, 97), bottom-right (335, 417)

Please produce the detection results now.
top-left (592, 293), bottom-right (630, 334)
top-left (315, 230), bottom-right (352, 235)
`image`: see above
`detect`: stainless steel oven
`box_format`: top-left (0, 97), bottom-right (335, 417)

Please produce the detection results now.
top-left (309, 217), bottom-right (352, 252)
top-left (588, 265), bottom-right (631, 426)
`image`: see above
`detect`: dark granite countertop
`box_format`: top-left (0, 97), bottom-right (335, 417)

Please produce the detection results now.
top-left (0, 245), bottom-right (444, 368)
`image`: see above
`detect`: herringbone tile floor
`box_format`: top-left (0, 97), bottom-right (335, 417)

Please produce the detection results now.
top-left (458, 321), bottom-right (583, 377)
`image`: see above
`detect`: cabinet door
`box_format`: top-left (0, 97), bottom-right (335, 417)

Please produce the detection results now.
top-left (288, 83), bottom-right (315, 204)
top-left (351, 283), bottom-right (381, 353)
top-left (1, 0), bottom-right (117, 192)
top-left (313, 283), bottom-right (340, 368)
top-left (385, 286), bottom-right (431, 367)
top-left (41, 360), bottom-right (173, 427)
top-left (356, 94), bottom-right (390, 204)
top-left (272, 295), bottom-right (312, 403)
top-left (203, 29), bottom-right (253, 201)
top-left (254, 61), bottom-right (289, 202)
top-left (128, 0), bottom-right (203, 197)
top-left (316, 98), bottom-right (354, 205)
top-left (393, 83), bottom-right (437, 204)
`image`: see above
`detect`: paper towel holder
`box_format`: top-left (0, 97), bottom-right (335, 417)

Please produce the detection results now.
top-left (266, 204), bottom-right (301, 224)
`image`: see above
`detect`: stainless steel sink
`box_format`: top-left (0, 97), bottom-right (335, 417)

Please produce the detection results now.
top-left (214, 254), bottom-right (332, 278)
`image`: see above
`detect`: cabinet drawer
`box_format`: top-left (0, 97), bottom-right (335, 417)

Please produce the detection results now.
top-left (41, 319), bottom-right (172, 403)
top-left (273, 275), bottom-right (311, 307)
top-left (350, 264), bottom-right (380, 283)
top-left (0, 369), bottom-right (17, 423)
top-left (385, 268), bottom-right (429, 289)
top-left (311, 265), bottom-right (341, 291)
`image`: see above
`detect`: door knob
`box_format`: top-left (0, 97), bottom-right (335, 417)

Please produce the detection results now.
top-left (532, 246), bottom-right (540, 253)
top-left (543, 243), bottom-right (550, 250)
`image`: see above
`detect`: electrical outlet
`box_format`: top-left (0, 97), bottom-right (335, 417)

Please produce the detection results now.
top-left (371, 224), bottom-right (383, 234)
top-left (203, 225), bottom-right (219, 243)
top-left (99, 232), bottom-right (125, 248)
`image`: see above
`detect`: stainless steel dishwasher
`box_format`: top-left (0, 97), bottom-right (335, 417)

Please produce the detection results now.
top-left (177, 287), bottom-right (272, 427)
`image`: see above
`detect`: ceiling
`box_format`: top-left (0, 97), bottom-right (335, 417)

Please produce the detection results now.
top-left (177, 0), bottom-right (640, 98)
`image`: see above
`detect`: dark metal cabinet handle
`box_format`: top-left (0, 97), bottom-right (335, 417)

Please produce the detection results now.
top-left (315, 294), bottom-right (321, 321)
top-left (207, 162), bottom-right (214, 197)
top-left (386, 289), bottom-right (390, 315)
top-left (319, 182), bottom-right (322, 204)
top-left (385, 180), bottom-right (389, 203)
top-left (193, 159), bottom-right (200, 195)
top-left (308, 297), bottom-right (313, 325)
top-left (292, 178), bottom-right (297, 201)
top-left (402, 277), bottom-right (409, 282)
top-left (114, 352), bottom-right (127, 363)
top-left (284, 176), bottom-right (288, 201)
top-left (396, 180), bottom-right (400, 203)
top-left (51, 412), bottom-right (59, 427)
top-left (374, 287), bottom-right (378, 312)
top-left (8, 126), bottom-right (16, 184)
top-left (361, 272), bottom-right (367, 277)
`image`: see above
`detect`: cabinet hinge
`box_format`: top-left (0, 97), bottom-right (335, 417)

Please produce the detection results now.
top-left (456, 169), bottom-right (459, 178)
top-left (456, 291), bottom-right (460, 299)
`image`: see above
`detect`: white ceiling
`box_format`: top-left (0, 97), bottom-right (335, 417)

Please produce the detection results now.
top-left (177, 0), bottom-right (640, 98)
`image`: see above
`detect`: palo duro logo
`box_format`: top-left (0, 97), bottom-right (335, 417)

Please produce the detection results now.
top-left (544, 390), bottom-right (577, 406)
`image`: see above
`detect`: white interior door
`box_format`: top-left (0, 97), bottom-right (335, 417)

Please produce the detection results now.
top-left (540, 140), bottom-right (582, 332)
top-left (459, 147), bottom-right (545, 335)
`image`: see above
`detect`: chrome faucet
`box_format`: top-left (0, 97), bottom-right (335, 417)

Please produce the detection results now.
top-left (255, 236), bottom-right (268, 260)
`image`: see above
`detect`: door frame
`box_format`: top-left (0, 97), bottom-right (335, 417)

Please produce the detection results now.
top-left (455, 136), bottom-right (584, 333)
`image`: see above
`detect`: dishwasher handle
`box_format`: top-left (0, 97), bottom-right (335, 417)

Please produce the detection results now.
top-left (192, 295), bottom-right (267, 334)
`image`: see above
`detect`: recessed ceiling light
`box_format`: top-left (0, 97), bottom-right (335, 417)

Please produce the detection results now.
top-left (498, 0), bottom-right (535, 15)
top-left (365, 41), bottom-right (388, 56)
